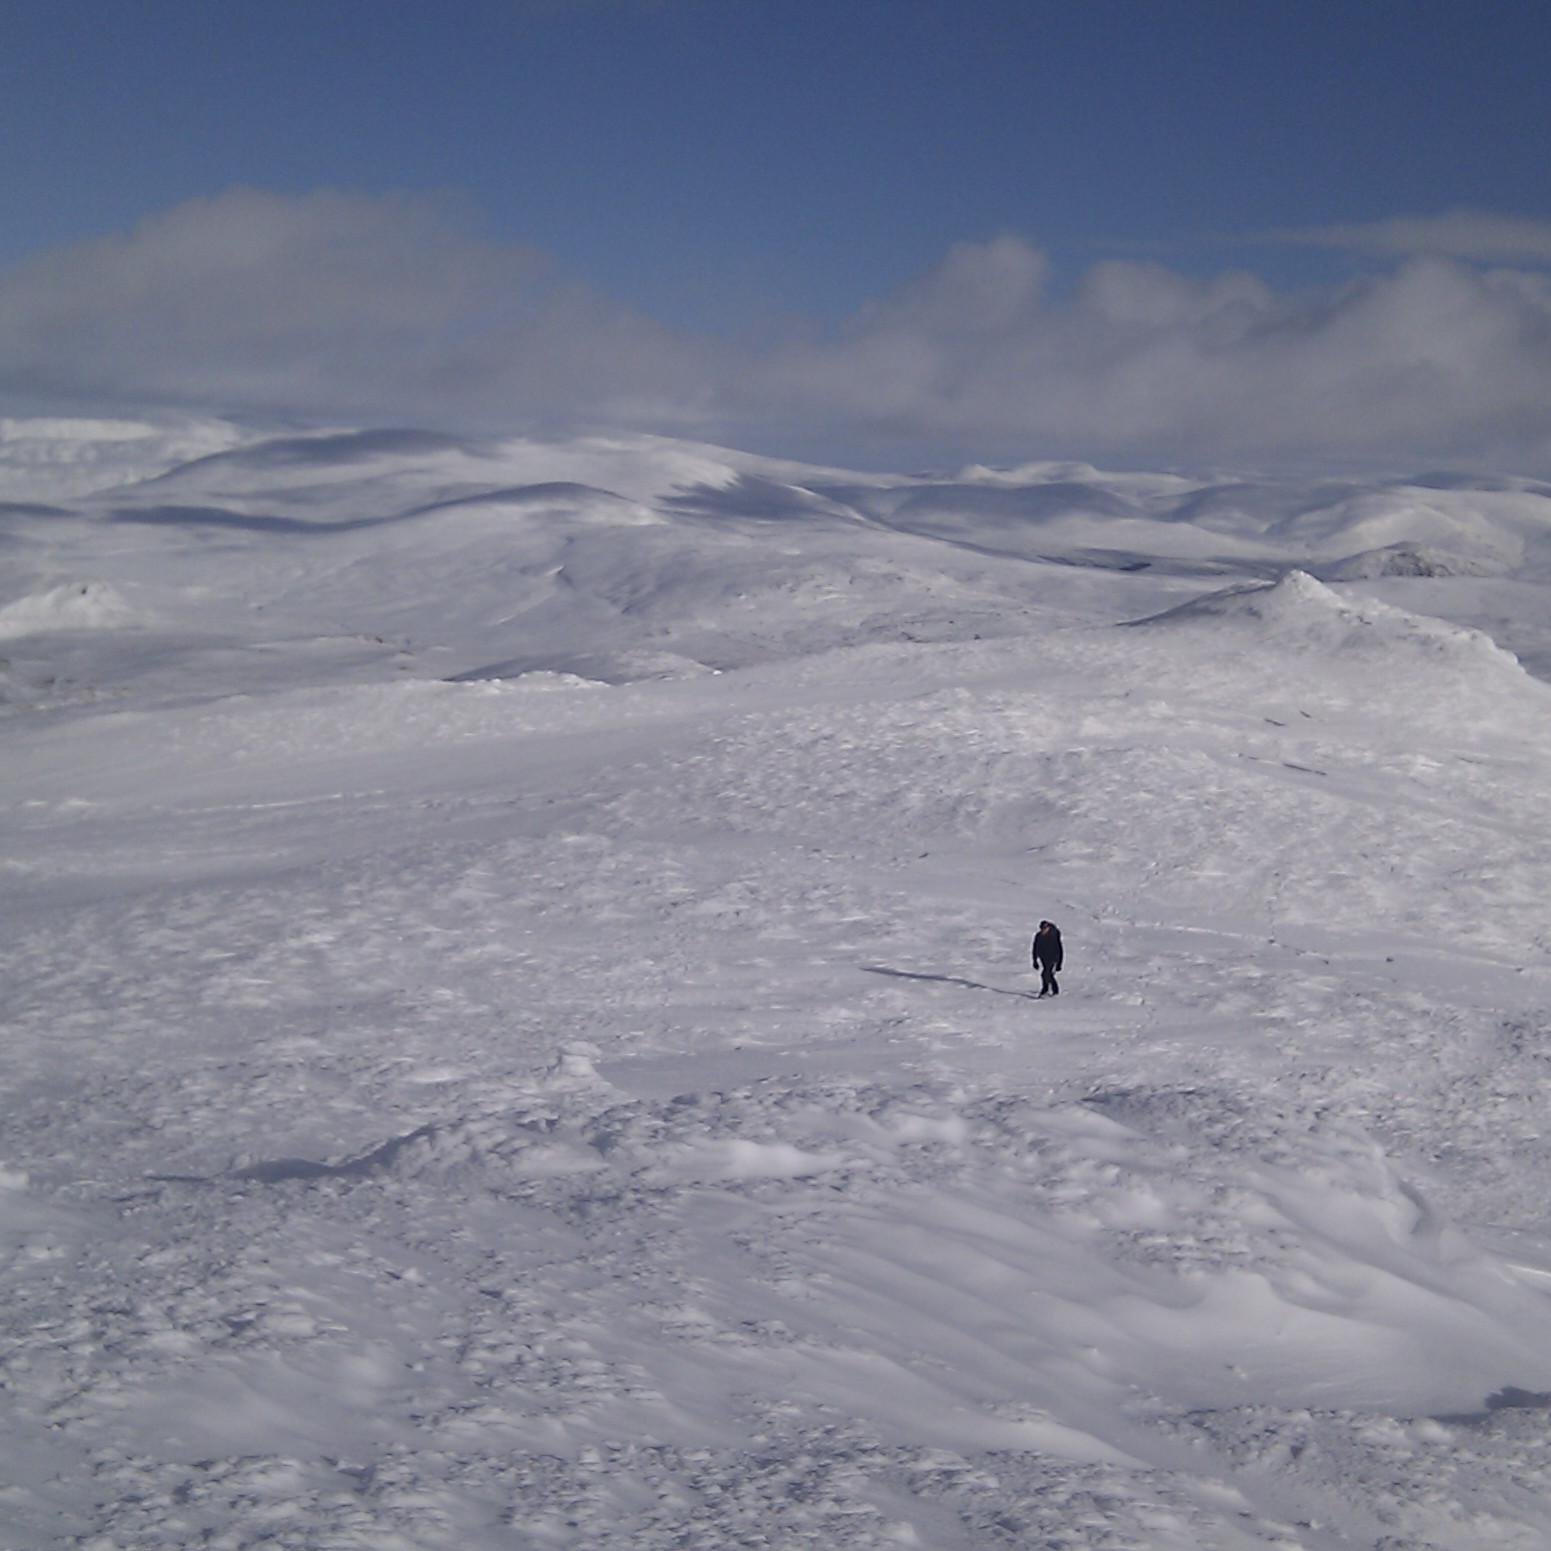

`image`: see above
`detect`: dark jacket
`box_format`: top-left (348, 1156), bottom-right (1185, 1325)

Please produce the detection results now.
top-left (1032, 925), bottom-right (1063, 970)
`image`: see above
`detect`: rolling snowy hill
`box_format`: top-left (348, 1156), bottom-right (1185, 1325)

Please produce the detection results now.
top-left (4, 419), bottom-right (1551, 1549)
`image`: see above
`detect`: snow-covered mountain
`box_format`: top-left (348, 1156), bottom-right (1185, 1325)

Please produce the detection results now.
top-left (4, 419), bottom-right (1551, 1549)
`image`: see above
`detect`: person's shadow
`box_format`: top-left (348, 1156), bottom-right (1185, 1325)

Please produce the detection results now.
top-left (861, 965), bottom-right (1040, 1001)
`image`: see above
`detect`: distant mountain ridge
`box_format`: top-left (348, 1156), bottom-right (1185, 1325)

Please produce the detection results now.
top-left (2, 417), bottom-right (1549, 708)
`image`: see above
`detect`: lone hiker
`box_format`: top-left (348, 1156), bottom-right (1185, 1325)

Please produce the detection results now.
top-left (1032, 920), bottom-right (1063, 997)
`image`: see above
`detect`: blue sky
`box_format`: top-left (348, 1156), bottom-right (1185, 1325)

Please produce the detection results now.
top-left (4, 0), bottom-right (1551, 468)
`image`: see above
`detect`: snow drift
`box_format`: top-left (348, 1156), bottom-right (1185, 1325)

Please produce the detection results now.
top-left (4, 419), bottom-right (1551, 1550)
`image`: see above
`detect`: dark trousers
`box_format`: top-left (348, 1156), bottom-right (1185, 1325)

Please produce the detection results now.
top-left (1037, 964), bottom-right (1059, 996)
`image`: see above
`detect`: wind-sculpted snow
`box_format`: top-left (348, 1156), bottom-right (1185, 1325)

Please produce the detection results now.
top-left (0, 416), bottom-right (247, 501)
top-left (4, 419), bottom-right (1551, 1547)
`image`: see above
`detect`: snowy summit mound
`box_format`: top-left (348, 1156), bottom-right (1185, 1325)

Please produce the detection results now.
top-left (1130, 568), bottom-right (1528, 677)
top-left (0, 579), bottom-right (146, 639)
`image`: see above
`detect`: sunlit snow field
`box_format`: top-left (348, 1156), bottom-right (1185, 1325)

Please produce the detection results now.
top-left (4, 419), bottom-right (1551, 1549)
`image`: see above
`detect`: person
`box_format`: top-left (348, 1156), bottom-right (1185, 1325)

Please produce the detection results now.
top-left (1032, 920), bottom-right (1063, 997)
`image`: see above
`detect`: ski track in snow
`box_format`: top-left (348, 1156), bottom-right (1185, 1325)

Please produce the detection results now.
top-left (3, 421), bottom-right (1551, 1548)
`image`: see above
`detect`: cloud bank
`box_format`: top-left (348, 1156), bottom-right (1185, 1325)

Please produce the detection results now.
top-left (0, 190), bottom-right (717, 433)
top-left (4, 189), bottom-right (1551, 471)
top-left (771, 239), bottom-right (1551, 469)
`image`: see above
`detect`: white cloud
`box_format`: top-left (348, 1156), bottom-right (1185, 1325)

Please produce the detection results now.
top-left (0, 188), bottom-right (718, 431)
top-left (4, 190), bottom-right (1551, 472)
top-left (1267, 209), bottom-right (1551, 266)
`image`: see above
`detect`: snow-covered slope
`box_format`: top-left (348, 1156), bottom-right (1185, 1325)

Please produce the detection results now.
top-left (4, 420), bottom-right (1551, 1549)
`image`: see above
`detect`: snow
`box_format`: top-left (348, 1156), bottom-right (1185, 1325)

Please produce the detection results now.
top-left (0, 417), bottom-right (249, 502)
top-left (0, 580), bottom-right (147, 638)
top-left (4, 419), bottom-right (1551, 1548)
